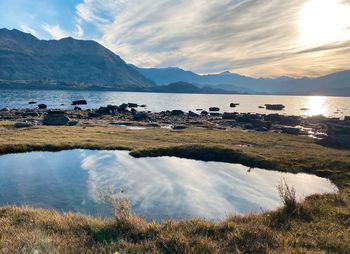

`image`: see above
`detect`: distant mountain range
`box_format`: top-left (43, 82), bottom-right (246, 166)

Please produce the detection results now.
top-left (133, 66), bottom-right (350, 96)
top-left (1, 28), bottom-right (350, 96)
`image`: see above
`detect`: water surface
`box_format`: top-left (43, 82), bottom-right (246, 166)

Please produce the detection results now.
top-left (0, 89), bottom-right (349, 118)
top-left (0, 150), bottom-right (337, 220)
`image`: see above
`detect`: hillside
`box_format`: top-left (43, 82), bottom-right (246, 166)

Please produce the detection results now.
top-left (0, 28), bottom-right (154, 90)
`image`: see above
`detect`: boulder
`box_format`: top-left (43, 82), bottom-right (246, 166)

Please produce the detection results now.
top-left (38, 104), bottom-right (47, 109)
top-left (128, 103), bottom-right (138, 108)
top-left (222, 112), bottom-right (237, 120)
top-left (133, 112), bottom-right (149, 121)
top-left (318, 135), bottom-right (350, 149)
top-left (14, 122), bottom-right (33, 128)
top-left (281, 127), bottom-right (301, 135)
top-left (201, 110), bottom-right (209, 116)
top-left (97, 107), bottom-right (113, 115)
top-left (72, 100), bottom-right (87, 105)
top-left (119, 103), bottom-right (128, 111)
top-left (22, 112), bottom-right (39, 117)
top-left (188, 111), bottom-right (199, 117)
top-left (230, 103), bottom-right (239, 107)
top-left (43, 114), bottom-right (70, 126)
top-left (88, 112), bottom-right (101, 118)
top-left (209, 107), bottom-right (220, 112)
top-left (172, 125), bottom-right (187, 130)
top-left (68, 121), bottom-right (79, 126)
top-left (265, 104), bottom-right (285, 110)
top-left (171, 110), bottom-right (184, 116)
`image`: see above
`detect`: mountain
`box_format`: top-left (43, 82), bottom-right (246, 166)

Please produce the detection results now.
top-left (133, 65), bottom-right (350, 96)
top-left (0, 28), bottom-right (154, 90)
top-left (151, 82), bottom-right (240, 94)
top-left (132, 66), bottom-right (292, 93)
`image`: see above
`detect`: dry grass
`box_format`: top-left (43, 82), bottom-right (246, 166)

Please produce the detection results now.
top-left (0, 121), bottom-right (350, 253)
top-left (0, 190), bottom-right (349, 253)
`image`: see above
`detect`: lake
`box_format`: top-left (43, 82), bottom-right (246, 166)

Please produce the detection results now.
top-left (0, 89), bottom-right (350, 118)
top-left (0, 150), bottom-right (337, 220)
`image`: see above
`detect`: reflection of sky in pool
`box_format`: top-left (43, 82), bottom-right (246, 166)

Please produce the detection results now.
top-left (0, 150), bottom-right (337, 220)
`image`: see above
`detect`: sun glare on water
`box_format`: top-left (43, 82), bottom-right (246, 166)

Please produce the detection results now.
top-left (298, 0), bottom-right (350, 47)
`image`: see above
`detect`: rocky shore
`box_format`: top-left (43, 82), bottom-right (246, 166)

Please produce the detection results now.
top-left (1, 102), bottom-right (350, 149)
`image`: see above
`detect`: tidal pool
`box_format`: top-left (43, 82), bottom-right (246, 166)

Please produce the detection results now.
top-left (0, 150), bottom-right (337, 220)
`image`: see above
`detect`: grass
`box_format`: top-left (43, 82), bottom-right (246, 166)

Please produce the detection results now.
top-left (0, 121), bottom-right (350, 253)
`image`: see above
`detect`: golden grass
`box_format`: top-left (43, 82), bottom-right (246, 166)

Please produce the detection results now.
top-left (0, 121), bottom-right (350, 253)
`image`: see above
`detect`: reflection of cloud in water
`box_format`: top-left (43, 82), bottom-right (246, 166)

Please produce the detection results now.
top-left (79, 150), bottom-right (336, 220)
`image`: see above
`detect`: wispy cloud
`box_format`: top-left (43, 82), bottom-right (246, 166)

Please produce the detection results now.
top-left (73, 0), bottom-right (350, 77)
top-left (43, 24), bottom-right (70, 40)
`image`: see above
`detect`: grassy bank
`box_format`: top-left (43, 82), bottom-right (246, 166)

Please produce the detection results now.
top-left (0, 121), bottom-right (350, 253)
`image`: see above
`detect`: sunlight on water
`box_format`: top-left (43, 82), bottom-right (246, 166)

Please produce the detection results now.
top-left (304, 96), bottom-right (326, 116)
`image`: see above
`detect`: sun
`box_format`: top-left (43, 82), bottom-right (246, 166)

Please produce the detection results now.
top-left (298, 0), bottom-right (350, 47)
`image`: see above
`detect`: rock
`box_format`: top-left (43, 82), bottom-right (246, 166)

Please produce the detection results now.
top-left (74, 106), bottom-right (82, 111)
top-left (196, 109), bottom-right (203, 111)
top-left (318, 135), bottom-right (350, 149)
top-left (68, 121), bottom-right (79, 126)
top-left (172, 125), bottom-right (187, 130)
top-left (22, 112), bottom-right (39, 117)
top-left (235, 113), bottom-right (262, 123)
top-left (133, 112), bottom-right (149, 121)
top-left (38, 104), bottom-right (47, 109)
top-left (281, 127), bottom-right (301, 135)
top-left (210, 112), bottom-right (221, 117)
top-left (326, 123), bottom-right (350, 135)
top-left (251, 119), bottom-right (271, 129)
top-left (201, 110), bottom-right (209, 116)
top-left (28, 101), bottom-right (37, 104)
top-left (47, 110), bottom-right (65, 115)
top-left (244, 123), bottom-right (254, 130)
top-left (300, 108), bottom-right (309, 111)
top-left (264, 114), bottom-right (301, 125)
top-left (140, 105), bottom-right (147, 108)
top-left (107, 105), bottom-right (119, 112)
top-left (72, 100), bottom-right (87, 105)
top-left (14, 122), bottom-right (33, 128)
top-left (43, 114), bottom-right (70, 126)
top-left (88, 112), bottom-right (101, 118)
top-left (222, 112), bottom-right (237, 120)
top-left (209, 107), bottom-right (220, 112)
top-left (344, 116), bottom-right (350, 121)
top-left (188, 111), bottom-right (199, 117)
top-left (230, 103), bottom-right (239, 107)
top-left (1, 108), bottom-right (10, 112)
top-left (128, 103), bottom-right (138, 108)
top-left (171, 110), bottom-right (184, 116)
top-left (265, 104), bottom-right (285, 110)
top-left (97, 107), bottom-right (113, 115)
top-left (119, 103), bottom-right (128, 111)
top-left (258, 106), bottom-right (265, 109)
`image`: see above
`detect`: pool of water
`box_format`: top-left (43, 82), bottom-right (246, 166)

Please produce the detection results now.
top-left (0, 150), bottom-right (337, 220)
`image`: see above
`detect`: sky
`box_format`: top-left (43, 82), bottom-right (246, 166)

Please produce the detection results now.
top-left (1, 0), bottom-right (350, 77)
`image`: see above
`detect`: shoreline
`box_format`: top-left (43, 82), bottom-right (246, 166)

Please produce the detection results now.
top-left (0, 111), bottom-right (350, 252)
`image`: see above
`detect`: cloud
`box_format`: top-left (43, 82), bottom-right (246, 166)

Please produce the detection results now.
top-left (43, 24), bottom-right (69, 39)
top-left (72, 0), bottom-right (350, 77)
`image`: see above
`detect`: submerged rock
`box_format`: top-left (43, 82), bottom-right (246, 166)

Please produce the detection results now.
top-left (209, 107), bottom-right (220, 112)
top-left (72, 100), bottom-right (87, 105)
top-left (265, 104), bottom-right (285, 110)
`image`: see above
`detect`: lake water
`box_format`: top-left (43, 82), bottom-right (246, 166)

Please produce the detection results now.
top-left (0, 150), bottom-right (337, 220)
top-left (0, 89), bottom-right (350, 118)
